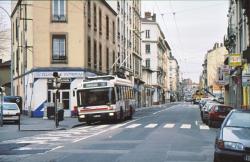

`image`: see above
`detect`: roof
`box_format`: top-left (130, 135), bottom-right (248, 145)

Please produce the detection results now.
top-left (0, 60), bottom-right (11, 68)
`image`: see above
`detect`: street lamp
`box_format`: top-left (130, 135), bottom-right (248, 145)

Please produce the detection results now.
top-left (0, 86), bottom-right (5, 127)
top-left (0, 6), bottom-right (13, 96)
top-left (52, 72), bottom-right (61, 128)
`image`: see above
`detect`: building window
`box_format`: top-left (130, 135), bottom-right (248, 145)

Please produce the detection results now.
top-left (87, 0), bottom-right (91, 27)
top-left (99, 43), bottom-right (102, 71)
top-left (94, 3), bottom-right (97, 31)
top-left (145, 30), bottom-right (150, 38)
top-left (117, 18), bottom-right (120, 40)
top-left (113, 21), bottom-right (115, 44)
top-left (99, 9), bottom-right (102, 35)
top-left (106, 15), bottom-right (109, 40)
top-left (145, 59), bottom-right (150, 68)
top-left (146, 44), bottom-right (150, 53)
top-left (16, 48), bottom-right (19, 73)
top-left (52, 0), bottom-right (66, 22)
top-left (94, 40), bottom-right (97, 69)
top-left (16, 18), bottom-right (19, 41)
top-left (106, 47), bottom-right (109, 73)
top-left (52, 35), bottom-right (67, 63)
top-left (88, 37), bottom-right (91, 67)
top-left (113, 50), bottom-right (115, 72)
top-left (117, 1), bottom-right (120, 11)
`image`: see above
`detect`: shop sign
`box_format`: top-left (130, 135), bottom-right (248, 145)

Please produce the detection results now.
top-left (242, 75), bottom-right (250, 87)
top-left (229, 54), bottom-right (242, 67)
top-left (34, 71), bottom-right (84, 78)
top-left (217, 65), bottom-right (230, 85)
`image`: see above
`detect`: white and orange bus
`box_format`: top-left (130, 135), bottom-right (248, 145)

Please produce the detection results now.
top-left (76, 75), bottom-right (136, 124)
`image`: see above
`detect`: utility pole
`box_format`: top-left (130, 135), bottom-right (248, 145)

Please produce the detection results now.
top-left (0, 87), bottom-right (5, 127)
top-left (52, 72), bottom-right (61, 128)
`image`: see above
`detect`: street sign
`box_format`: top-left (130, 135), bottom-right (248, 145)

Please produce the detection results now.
top-left (229, 54), bottom-right (242, 67)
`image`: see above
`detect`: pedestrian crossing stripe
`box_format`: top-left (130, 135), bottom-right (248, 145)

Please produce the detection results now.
top-left (126, 124), bottom-right (141, 128)
top-left (199, 125), bottom-right (210, 130)
top-left (180, 124), bottom-right (191, 129)
top-left (145, 124), bottom-right (158, 128)
top-left (163, 123), bottom-right (175, 128)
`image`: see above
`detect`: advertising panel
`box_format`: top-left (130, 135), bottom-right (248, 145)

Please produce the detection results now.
top-left (218, 65), bottom-right (230, 85)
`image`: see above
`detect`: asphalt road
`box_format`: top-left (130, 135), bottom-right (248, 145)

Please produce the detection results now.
top-left (0, 103), bottom-right (218, 162)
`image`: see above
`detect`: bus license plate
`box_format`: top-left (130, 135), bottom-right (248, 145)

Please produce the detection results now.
top-left (93, 115), bottom-right (101, 118)
top-left (245, 155), bottom-right (250, 161)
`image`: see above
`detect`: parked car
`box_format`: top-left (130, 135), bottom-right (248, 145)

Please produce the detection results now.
top-left (2, 102), bottom-right (20, 124)
top-left (201, 102), bottom-right (219, 124)
top-left (199, 98), bottom-right (213, 110)
top-left (207, 105), bottom-right (233, 127)
top-left (214, 109), bottom-right (250, 162)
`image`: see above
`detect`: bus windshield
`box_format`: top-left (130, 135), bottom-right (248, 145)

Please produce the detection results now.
top-left (77, 87), bottom-right (115, 107)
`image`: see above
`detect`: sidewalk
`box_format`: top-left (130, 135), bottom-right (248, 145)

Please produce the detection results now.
top-left (19, 115), bottom-right (82, 131)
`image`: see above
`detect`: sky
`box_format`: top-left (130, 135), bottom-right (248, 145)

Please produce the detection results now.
top-left (0, 0), bottom-right (229, 83)
top-left (141, 0), bottom-right (229, 83)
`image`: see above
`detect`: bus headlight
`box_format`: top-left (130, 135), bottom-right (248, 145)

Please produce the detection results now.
top-left (109, 113), bottom-right (114, 116)
top-left (80, 115), bottom-right (85, 118)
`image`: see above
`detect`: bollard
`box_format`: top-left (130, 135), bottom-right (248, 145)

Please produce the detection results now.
top-left (43, 106), bottom-right (48, 120)
top-left (18, 114), bottom-right (20, 131)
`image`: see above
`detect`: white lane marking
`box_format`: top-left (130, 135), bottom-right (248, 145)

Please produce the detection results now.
top-left (153, 106), bottom-right (176, 115)
top-left (15, 147), bottom-right (33, 151)
top-left (145, 124), bottom-right (158, 128)
top-left (17, 140), bottom-right (48, 144)
top-left (200, 125), bottom-right (210, 130)
top-left (163, 123), bottom-right (175, 128)
top-left (40, 146), bottom-right (64, 155)
top-left (180, 124), bottom-right (191, 129)
top-left (95, 125), bottom-right (109, 129)
top-left (126, 124), bottom-right (141, 128)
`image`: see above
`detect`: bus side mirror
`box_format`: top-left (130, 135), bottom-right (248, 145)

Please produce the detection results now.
top-left (73, 91), bottom-right (75, 97)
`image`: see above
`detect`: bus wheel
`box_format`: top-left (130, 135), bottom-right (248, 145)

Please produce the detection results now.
top-left (128, 107), bottom-right (133, 120)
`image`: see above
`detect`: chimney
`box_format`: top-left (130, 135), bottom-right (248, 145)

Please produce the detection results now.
top-left (152, 13), bottom-right (156, 21)
top-left (144, 12), bottom-right (151, 19)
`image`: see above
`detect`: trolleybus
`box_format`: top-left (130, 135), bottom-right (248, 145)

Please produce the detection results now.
top-left (76, 75), bottom-right (136, 124)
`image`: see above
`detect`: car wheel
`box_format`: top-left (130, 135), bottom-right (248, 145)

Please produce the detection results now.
top-left (213, 156), bottom-right (220, 162)
top-left (208, 120), bottom-right (213, 127)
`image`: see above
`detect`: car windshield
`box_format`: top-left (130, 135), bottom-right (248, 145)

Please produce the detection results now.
top-left (77, 88), bottom-right (115, 107)
top-left (3, 103), bottom-right (19, 110)
top-left (217, 106), bottom-right (233, 113)
top-left (225, 112), bottom-right (250, 128)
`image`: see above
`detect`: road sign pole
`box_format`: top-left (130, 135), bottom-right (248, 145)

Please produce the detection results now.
top-left (0, 92), bottom-right (3, 127)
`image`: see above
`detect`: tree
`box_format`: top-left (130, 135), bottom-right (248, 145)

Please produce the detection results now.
top-left (0, 13), bottom-right (10, 61)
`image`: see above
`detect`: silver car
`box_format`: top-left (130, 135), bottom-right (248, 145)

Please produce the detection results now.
top-left (2, 102), bottom-right (20, 123)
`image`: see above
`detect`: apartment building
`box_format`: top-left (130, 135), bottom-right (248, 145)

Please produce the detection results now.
top-left (200, 43), bottom-right (228, 100)
top-left (11, 0), bottom-right (116, 117)
top-left (224, 0), bottom-right (250, 108)
top-left (169, 56), bottom-right (180, 101)
top-left (141, 12), bottom-right (168, 105)
top-left (107, 0), bottom-right (143, 107)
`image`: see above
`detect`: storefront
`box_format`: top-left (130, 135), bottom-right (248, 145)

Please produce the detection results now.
top-left (242, 64), bottom-right (250, 109)
top-left (23, 68), bottom-right (96, 117)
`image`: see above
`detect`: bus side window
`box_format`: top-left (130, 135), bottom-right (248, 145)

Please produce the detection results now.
top-left (114, 86), bottom-right (118, 101)
top-left (124, 87), bottom-right (127, 100)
